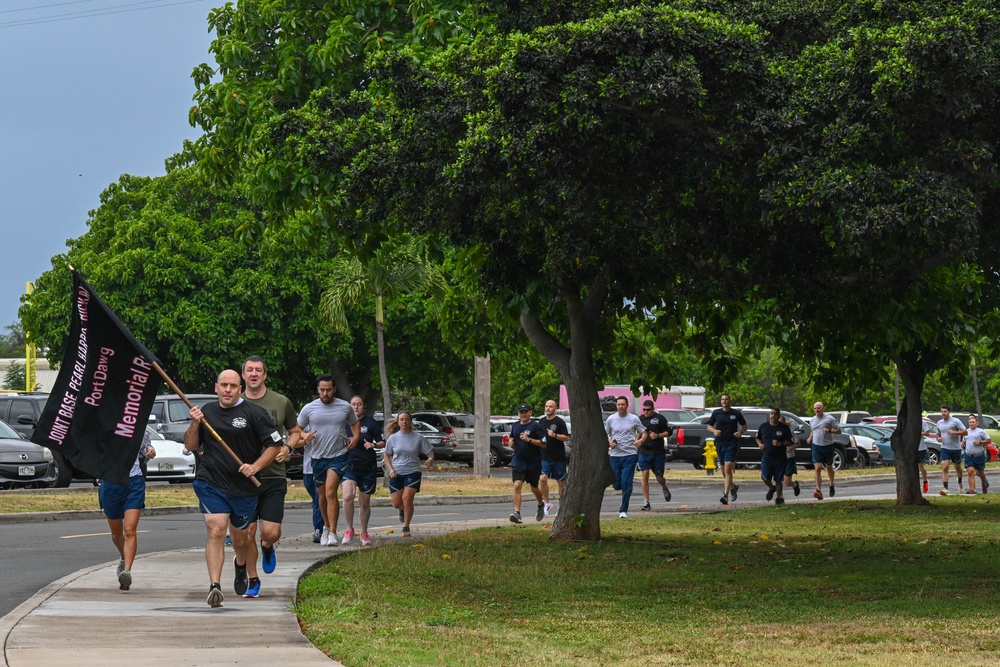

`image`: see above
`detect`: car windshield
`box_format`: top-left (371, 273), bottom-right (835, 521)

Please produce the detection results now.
top-left (411, 420), bottom-right (438, 433)
top-left (448, 415), bottom-right (476, 429)
top-left (145, 426), bottom-right (165, 440)
top-left (0, 420), bottom-right (20, 439)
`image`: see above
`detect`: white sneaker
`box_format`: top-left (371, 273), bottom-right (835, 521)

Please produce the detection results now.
top-left (328, 531), bottom-right (338, 546)
top-left (544, 502), bottom-right (553, 516)
top-left (342, 529), bottom-right (355, 545)
top-left (619, 512), bottom-right (628, 519)
top-left (320, 528), bottom-right (330, 546)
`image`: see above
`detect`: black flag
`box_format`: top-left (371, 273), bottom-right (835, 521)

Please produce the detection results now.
top-left (31, 271), bottom-right (163, 485)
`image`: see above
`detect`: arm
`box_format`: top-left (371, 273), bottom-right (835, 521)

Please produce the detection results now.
top-left (183, 406), bottom-right (204, 452)
top-left (348, 420), bottom-right (361, 449)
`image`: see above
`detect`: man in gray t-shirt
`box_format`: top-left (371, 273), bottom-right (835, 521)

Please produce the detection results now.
top-left (297, 375), bottom-right (359, 546)
top-left (807, 402), bottom-right (841, 500)
top-left (926, 407), bottom-right (967, 495)
top-left (605, 396), bottom-right (646, 518)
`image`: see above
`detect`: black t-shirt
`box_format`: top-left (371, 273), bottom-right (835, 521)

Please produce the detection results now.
top-left (757, 421), bottom-right (793, 461)
top-left (537, 415), bottom-right (569, 462)
top-left (349, 415), bottom-right (383, 467)
top-left (639, 411), bottom-right (673, 454)
top-left (509, 420), bottom-right (546, 470)
top-left (707, 408), bottom-right (747, 444)
top-left (196, 399), bottom-right (281, 497)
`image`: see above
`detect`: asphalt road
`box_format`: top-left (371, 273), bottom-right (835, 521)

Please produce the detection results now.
top-left (0, 475), bottom-right (903, 618)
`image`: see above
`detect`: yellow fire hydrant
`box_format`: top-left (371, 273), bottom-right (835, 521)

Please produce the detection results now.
top-left (703, 438), bottom-right (718, 476)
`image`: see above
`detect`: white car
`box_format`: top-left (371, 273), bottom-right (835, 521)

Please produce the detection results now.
top-left (145, 426), bottom-right (196, 483)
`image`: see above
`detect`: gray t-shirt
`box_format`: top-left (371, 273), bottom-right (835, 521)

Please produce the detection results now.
top-left (964, 428), bottom-right (991, 456)
top-left (937, 417), bottom-right (966, 450)
top-left (605, 413), bottom-right (645, 457)
top-left (384, 430), bottom-right (433, 475)
top-left (810, 414), bottom-right (839, 447)
top-left (297, 397), bottom-right (358, 460)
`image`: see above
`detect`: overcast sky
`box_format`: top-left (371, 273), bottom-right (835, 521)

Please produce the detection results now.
top-left (0, 0), bottom-right (217, 333)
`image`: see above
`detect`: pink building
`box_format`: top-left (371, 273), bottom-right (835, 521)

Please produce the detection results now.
top-left (558, 385), bottom-right (705, 414)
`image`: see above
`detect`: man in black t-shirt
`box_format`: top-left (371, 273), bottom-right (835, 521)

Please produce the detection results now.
top-left (756, 408), bottom-right (794, 505)
top-left (184, 369), bottom-right (282, 608)
top-left (638, 400), bottom-right (674, 510)
top-left (537, 400), bottom-right (570, 517)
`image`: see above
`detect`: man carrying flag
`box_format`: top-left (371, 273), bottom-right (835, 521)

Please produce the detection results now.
top-left (32, 270), bottom-right (163, 485)
top-left (185, 369), bottom-right (282, 608)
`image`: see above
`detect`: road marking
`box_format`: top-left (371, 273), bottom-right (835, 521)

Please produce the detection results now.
top-left (61, 530), bottom-right (150, 539)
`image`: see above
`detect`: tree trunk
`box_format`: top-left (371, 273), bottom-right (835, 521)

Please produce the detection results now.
top-left (519, 276), bottom-right (612, 541)
top-left (376, 297), bottom-right (392, 420)
top-left (892, 354), bottom-right (929, 506)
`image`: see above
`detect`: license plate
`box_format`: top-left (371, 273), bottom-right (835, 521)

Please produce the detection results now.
top-left (19, 466), bottom-right (35, 476)
top-left (159, 463), bottom-right (174, 471)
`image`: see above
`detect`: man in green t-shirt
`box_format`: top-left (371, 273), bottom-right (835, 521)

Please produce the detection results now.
top-left (233, 355), bottom-right (301, 598)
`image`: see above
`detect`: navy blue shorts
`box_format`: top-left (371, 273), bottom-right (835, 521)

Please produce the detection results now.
top-left (193, 479), bottom-right (258, 529)
top-left (344, 466), bottom-right (378, 495)
top-left (715, 441), bottom-right (737, 464)
top-left (964, 452), bottom-right (986, 471)
top-left (99, 476), bottom-right (145, 520)
top-left (313, 452), bottom-right (349, 486)
top-left (760, 457), bottom-right (784, 485)
top-left (812, 445), bottom-right (835, 466)
top-left (637, 452), bottom-right (666, 477)
top-left (541, 459), bottom-right (567, 482)
top-left (784, 457), bottom-right (797, 478)
top-left (389, 471), bottom-right (423, 493)
top-left (918, 450), bottom-right (929, 465)
top-left (941, 448), bottom-right (962, 465)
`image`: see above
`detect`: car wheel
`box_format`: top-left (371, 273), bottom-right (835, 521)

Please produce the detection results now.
top-left (49, 451), bottom-right (74, 488)
top-left (855, 451), bottom-right (869, 469)
top-left (926, 449), bottom-right (939, 466)
top-left (832, 448), bottom-right (845, 471)
top-left (489, 447), bottom-right (500, 467)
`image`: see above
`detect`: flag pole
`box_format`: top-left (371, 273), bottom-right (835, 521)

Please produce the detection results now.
top-left (151, 361), bottom-right (261, 488)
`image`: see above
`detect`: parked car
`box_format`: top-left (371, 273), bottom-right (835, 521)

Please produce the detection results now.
top-left (668, 407), bottom-right (858, 471)
top-left (0, 392), bottom-right (81, 486)
top-left (149, 394), bottom-right (217, 442)
top-left (837, 423), bottom-right (891, 467)
top-left (865, 423), bottom-right (943, 465)
top-left (655, 409), bottom-right (700, 423)
top-left (144, 425), bottom-right (196, 483)
top-left (489, 419), bottom-right (516, 467)
top-left (826, 410), bottom-right (873, 424)
top-left (0, 418), bottom-right (56, 489)
top-left (410, 411), bottom-right (479, 465)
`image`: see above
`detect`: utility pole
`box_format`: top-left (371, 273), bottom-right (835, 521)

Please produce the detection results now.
top-left (473, 354), bottom-right (491, 477)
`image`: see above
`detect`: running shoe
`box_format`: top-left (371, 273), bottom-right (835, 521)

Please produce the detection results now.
top-left (829, 485), bottom-right (836, 497)
top-left (207, 583), bottom-right (224, 608)
top-left (544, 502), bottom-right (554, 516)
top-left (398, 508), bottom-right (405, 524)
top-left (342, 529), bottom-right (355, 545)
top-left (320, 528), bottom-right (331, 546)
top-left (509, 511), bottom-right (522, 524)
top-left (663, 486), bottom-right (671, 503)
top-left (243, 577), bottom-right (261, 598)
top-left (233, 556), bottom-right (248, 596)
top-left (775, 497), bottom-right (785, 506)
top-left (117, 569), bottom-right (131, 591)
top-left (312, 528), bottom-right (322, 544)
top-left (730, 485), bottom-right (739, 501)
top-left (720, 495), bottom-right (729, 505)
top-left (793, 481), bottom-right (801, 496)
top-left (967, 489), bottom-right (977, 495)
top-left (328, 532), bottom-right (338, 546)
top-left (116, 558), bottom-right (125, 578)
top-left (402, 526), bottom-right (411, 537)
top-left (922, 480), bottom-right (929, 493)
top-left (224, 534), bottom-right (232, 546)
top-left (813, 489), bottom-right (823, 500)
top-left (940, 489), bottom-right (948, 496)
top-left (640, 502), bottom-right (652, 511)
top-left (619, 512), bottom-right (628, 519)
top-left (261, 542), bottom-right (276, 574)
top-left (360, 533), bottom-right (372, 547)
top-left (766, 487), bottom-right (775, 502)
top-left (535, 504), bottom-right (545, 522)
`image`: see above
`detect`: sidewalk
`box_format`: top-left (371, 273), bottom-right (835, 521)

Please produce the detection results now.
top-left (0, 516), bottom-right (511, 667)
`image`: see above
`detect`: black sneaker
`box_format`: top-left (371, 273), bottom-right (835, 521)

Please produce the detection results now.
top-left (233, 556), bottom-right (248, 596)
top-left (793, 481), bottom-right (801, 496)
top-left (663, 486), bottom-right (671, 503)
top-left (775, 497), bottom-right (785, 506)
top-left (730, 485), bottom-right (739, 501)
top-left (535, 504), bottom-right (545, 522)
top-left (207, 583), bottom-right (224, 608)
top-left (640, 502), bottom-right (652, 511)
top-left (720, 495), bottom-right (729, 505)
top-left (829, 485), bottom-right (835, 497)
top-left (509, 511), bottom-right (522, 524)
top-left (766, 487), bottom-right (775, 502)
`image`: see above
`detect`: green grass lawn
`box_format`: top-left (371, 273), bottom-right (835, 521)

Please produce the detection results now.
top-left (296, 498), bottom-right (1000, 666)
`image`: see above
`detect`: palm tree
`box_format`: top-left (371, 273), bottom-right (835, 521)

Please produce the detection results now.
top-left (319, 240), bottom-right (445, 418)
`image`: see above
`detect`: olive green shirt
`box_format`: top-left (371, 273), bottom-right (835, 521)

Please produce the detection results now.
top-left (243, 388), bottom-right (298, 479)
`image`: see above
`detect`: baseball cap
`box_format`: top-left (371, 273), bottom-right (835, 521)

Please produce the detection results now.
top-left (517, 403), bottom-right (531, 412)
